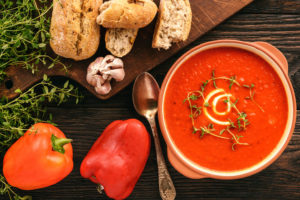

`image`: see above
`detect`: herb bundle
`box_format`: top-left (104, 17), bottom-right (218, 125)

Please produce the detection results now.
top-left (0, 76), bottom-right (82, 199)
top-left (183, 70), bottom-right (263, 150)
top-left (0, 0), bottom-right (66, 83)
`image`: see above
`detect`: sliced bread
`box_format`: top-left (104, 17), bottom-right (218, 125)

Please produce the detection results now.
top-left (105, 28), bottom-right (138, 57)
top-left (152, 0), bottom-right (192, 50)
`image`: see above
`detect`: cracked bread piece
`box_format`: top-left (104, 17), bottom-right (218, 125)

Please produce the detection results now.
top-left (50, 0), bottom-right (102, 60)
top-left (152, 0), bottom-right (192, 50)
top-left (97, 0), bottom-right (157, 29)
top-left (105, 28), bottom-right (138, 57)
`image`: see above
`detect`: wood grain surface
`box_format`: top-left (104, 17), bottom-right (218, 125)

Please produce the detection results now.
top-left (0, 0), bottom-right (253, 100)
top-left (3, 0), bottom-right (300, 199)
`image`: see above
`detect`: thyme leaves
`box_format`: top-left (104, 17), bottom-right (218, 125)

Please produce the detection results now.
top-left (243, 84), bottom-right (265, 112)
top-left (183, 70), bottom-right (257, 150)
top-left (0, 0), bottom-right (68, 83)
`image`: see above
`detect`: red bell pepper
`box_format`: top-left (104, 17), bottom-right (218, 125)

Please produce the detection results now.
top-left (3, 123), bottom-right (73, 190)
top-left (80, 119), bottom-right (151, 200)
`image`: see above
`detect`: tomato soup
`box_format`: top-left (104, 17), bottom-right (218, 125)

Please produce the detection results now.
top-left (163, 47), bottom-right (288, 171)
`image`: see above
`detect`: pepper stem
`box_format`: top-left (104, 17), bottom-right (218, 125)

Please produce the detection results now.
top-left (51, 134), bottom-right (72, 154)
top-left (97, 184), bottom-right (104, 195)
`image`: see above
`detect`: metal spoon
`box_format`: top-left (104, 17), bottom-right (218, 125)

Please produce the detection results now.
top-left (132, 72), bottom-right (176, 200)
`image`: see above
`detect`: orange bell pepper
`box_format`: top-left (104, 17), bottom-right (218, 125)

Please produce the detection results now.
top-left (3, 123), bottom-right (73, 190)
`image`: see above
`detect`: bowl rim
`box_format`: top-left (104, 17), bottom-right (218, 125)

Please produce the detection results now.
top-left (158, 40), bottom-right (297, 179)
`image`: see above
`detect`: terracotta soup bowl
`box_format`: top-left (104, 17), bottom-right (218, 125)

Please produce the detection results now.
top-left (158, 40), bottom-right (296, 179)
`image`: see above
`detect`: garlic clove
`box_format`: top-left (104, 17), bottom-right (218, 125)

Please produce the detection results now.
top-left (95, 81), bottom-right (111, 95)
top-left (105, 68), bottom-right (125, 82)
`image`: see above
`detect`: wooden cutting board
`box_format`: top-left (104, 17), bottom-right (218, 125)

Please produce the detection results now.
top-left (0, 0), bottom-right (253, 100)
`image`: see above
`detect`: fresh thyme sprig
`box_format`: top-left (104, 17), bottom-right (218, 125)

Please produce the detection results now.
top-left (224, 98), bottom-right (250, 131)
top-left (237, 112), bottom-right (249, 131)
top-left (201, 80), bottom-right (208, 92)
top-left (206, 76), bottom-right (240, 89)
top-left (199, 124), bottom-right (249, 151)
top-left (0, 0), bottom-right (68, 83)
top-left (219, 125), bottom-right (249, 150)
top-left (225, 128), bottom-right (249, 150)
top-left (212, 70), bottom-right (217, 88)
top-left (227, 118), bottom-right (236, 129)
top-left (183, 70), bottom-right (255, 150)
top-left (243, 84), bottom-right (265, 112)
top-left (183, 91), bottom-right (204, 132)
top-left (199, 125), bottom-right (230, 140)
top-left (0, 75), bottom-right (83, 199)
top-left (229, 76), bottom-right (237, 90)
top-left (184, 90), bottom-right (249, 150)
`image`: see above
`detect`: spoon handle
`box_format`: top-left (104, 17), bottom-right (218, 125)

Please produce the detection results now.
top-left (147, 116), bottom-right (176, 200)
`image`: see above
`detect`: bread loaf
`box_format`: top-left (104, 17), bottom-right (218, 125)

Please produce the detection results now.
top-left (152, 0), bottom-right (192, 50)
top-left (105, 28), bottom-right (138, 57)
top-left (97, 0), bottom-right (157, 29)
top-left (50, 0), bottom-right (102, 61)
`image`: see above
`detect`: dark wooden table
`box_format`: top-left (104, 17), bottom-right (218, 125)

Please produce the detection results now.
top-left (16, 0), bottom-right (300, 199)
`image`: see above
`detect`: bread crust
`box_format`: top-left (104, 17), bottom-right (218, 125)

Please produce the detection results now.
top-left (152, 0), bottom-right (192, 49)
top-left (50, 0), bottom-right (102, 61)
top-left (152, 0), bottom-right (164, 49)
top-left (105, 28), bottom-right (138, 57)
top-left (97, 0), bottom-right (157, 29)
top-left (183, 0), bottom-right (192, 41)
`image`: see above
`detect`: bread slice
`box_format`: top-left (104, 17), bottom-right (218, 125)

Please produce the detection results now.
top-left (105, 28), bottom-right (138, 57)
top-left (50, 0), bottom-right (102, 60)
top-left (97, 0), bottom-right (157, 29)
top-left (152, 0), bottom-right (192, 50)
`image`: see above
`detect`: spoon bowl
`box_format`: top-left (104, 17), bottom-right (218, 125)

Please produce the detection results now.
top-left (132, 72), bottom-right (160, 118)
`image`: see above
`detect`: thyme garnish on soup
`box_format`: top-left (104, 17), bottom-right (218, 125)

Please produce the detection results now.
top-left (183, 70), bottom-right (264, 150)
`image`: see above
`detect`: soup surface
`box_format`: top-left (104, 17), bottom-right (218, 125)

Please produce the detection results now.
top-left (163, 47), bottom-right (288, 171)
